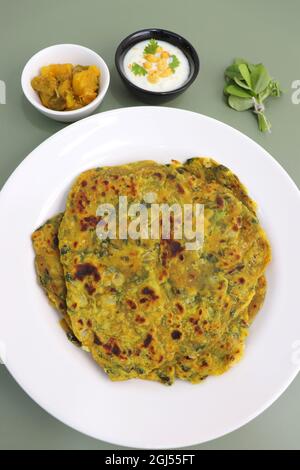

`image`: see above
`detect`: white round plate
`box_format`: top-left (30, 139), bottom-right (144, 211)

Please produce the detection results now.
top-left (0, 107), bottom-right (300, 449)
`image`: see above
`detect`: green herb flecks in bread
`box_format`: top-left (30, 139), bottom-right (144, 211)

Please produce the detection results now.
top-left (32, 158), bottom-right (271, 385)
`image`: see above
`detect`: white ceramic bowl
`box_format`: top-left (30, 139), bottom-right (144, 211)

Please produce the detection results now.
top-left (21, 44), bottom-right (110, 122)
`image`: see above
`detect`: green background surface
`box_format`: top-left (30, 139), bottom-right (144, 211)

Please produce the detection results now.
top-left (0, 0), bottom-right (299, 450)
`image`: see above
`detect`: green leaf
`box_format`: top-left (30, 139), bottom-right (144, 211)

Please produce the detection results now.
top-left (228, 95), bottom-right (254, 111)
top-left (233, 77), bottom-right (252, 90)
top-left (258, 88), bottom-right (271, 102)
top-left (269, 80), bottom-right (281, 97)
top-left (225, 84), bottom-right (252, 98)
top-left (224, 58), bottom-right (281, 133)
top-left (144, 39), bottom-right (159, 55)
top-left (169, 55), bottom-right (180, 73)
top-left (223, 82), bottom-right (231, 95)
top-left (225, 64), bottom-right (242, 80)
top-left (234, 58), bottom-right (249, 65)
top-left (238, 64), bottom-right (252, 88)
top-left (131, 63), bottom-right (147, 76)
top-left (251, 64), bottom-right (271, 94)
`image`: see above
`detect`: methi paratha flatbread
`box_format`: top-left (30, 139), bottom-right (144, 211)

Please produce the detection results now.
top-left (32, 158), bottom-right (270, 384)
top-left (52, 158), bottom-right (270, 383)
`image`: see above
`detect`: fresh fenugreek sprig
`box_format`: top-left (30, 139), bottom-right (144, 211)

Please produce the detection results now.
top-left (224, 58), bottom-right (281, 132)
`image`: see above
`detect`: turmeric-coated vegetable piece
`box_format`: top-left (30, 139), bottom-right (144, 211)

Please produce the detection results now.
top-left (31, 63), bottom-right (100, 111)
top-left (72, 65), bottom-right (100, 105)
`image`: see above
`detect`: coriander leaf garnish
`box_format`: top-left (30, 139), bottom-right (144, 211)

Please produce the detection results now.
top-left (169, 55), bottom-right (180, 73)
top-left (224, 58), bottom-right (282, 133)
top-left (144, 39), bottom-right (159, 55)
top-left (131, 63), bottom-right (147, 76)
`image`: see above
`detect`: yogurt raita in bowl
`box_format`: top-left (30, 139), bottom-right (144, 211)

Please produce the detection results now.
top-left (123, 39), bottom-right (190, 92)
